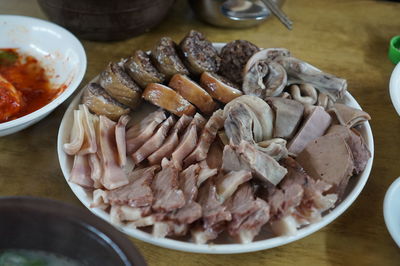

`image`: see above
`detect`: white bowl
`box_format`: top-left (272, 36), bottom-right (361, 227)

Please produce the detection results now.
top-left (389, 63), bottom-right (400, 116)
top-left (384, 177), bottom-right (400, 247)
top-left (0, 15), bottom-right (86, 136)
top-left (57, 43), bottom-right (374, 254)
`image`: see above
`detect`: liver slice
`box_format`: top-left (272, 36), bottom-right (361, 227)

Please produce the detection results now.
top-left (288, 106), bottom-right (332, 155)
top-left (296, 134), bottom-right (354, 197)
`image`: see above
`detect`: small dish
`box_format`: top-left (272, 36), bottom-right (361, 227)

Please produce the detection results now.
top-left (383, 176), bottom-right (400, 247)
top-left (0, 15), bottom-right (86, 136)
top-left (0, 196), bottom-right (146, 265)
top-left (389, 62), bottom-right (400, 116)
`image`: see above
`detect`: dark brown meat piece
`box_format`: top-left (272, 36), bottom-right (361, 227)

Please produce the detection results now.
top-left (219, 40), bottom-right (259, 84)
top-left (151, 37), bottom-right (189, 80)
top-left (124, 50), bottom-right (165, 89)
top-left (82, 83), bottom-right (130, 121)
top-left (99, 62), bottom-right (142, 109)
top-left (179, 30), bottom-right (221, 75)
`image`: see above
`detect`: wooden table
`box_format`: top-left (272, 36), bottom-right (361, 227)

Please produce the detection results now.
top-left (1, 0), bottom-right (400, 265)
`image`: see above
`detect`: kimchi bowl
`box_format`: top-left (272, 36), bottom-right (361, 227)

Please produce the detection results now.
top-left (0, 15), bottom-right (86, 136)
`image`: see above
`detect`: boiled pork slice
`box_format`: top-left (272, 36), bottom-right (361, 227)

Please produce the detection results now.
top-left (106, 165), bottom-right (160, 207)
top-left (216, 170), bottom-right (252, 202)
top-left (184, 110), bottom-right (225, 166)
top-left (226, 183), bottom-right (270, 243)
top-left (171, 113), bottom-right (206, 170)
top-left (222, 141), bottom-right (287, 186)
top-left (147, 114), bottom-right (192, 165)
top-left (98, 116), bottom-right (128, 190)
top-left (267, 97), bottom-right (304, 140)
top-left (152, 158), bottom-right (185, 213)
top-left (192, 180), bottom-right (232, 244)
top-left (288, 106), bottom-right (332, 156)
top-left (328, 103), bottom-right (371, 128)
top-left (169, 164), bottom-right (202, 224)
top-left (269, 157), bottom-right (338, 236)
top-left (115, 115), bottom-right (130, 167)
top-left (296, 134), bottom-right (354, 197)
top-left (125, 110), bottom-right (166, 154)
top-left (131, 116), bottom-right (176, 164)
top-left (69, 154), bottom-right (93, 188)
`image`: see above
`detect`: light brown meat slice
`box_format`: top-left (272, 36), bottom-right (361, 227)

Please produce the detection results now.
top-left (124, 50), bottom-right (165, 89)
top-left (147, 115), bottom-right (192, 165)
top-left (131, 116), bottom-right (176, 164)
top-left (142, 83), bottom-right (196, 117)
top-left (106, 166), bottom-right (159, 207)
top-left (222, 141), bottom-right (287, 186)
top-left (216, 170), bottom-right (252, 202)
top-left (171, 113), bottom-right (206, 170)
top-left (152, 158), bottom-right (185, 213)
top-left (288, 106), bottom-right (332, 155)
top-left (296, 134), bottom-right (354, 197)
top-left (171, 201), bottom-right (202, 225)
top-left (326, 125), bottom-right (370, 174)
top-left (125, 110), bottom-right (166, 154)
top-left (70, 154), bottom-right (93, 188)
top-left (169, 74), bottom-right (218, 115)
top-left (98, 116), bottom-right (129, 190)
top-left (184, 110), bottom-right (225, 166)
top-left (200, 72), bottom-right (243, 104)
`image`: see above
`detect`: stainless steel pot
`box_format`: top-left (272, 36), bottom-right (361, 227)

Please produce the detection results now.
top-left (188, 0), bottom-right (282, 28)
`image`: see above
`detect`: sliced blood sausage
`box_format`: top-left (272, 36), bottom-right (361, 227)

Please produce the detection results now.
top-left (179, 30), bottom-right (221, 76)
top-left (82, 83), bottom-right (130, 121)
top-left (219, 40), bottom-right (259, 84)
top-left (124, 50), bottom-right (165, 89)
top-left (151, 37), bottom-right (189, 80)
top-left (99, 62), bottom-right (142, 109)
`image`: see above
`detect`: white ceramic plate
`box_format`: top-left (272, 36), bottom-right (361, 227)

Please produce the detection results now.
top-left (57, 44), bottom-right (374, 253)
top-left (389, 63), bottom-right (400, 116)
top-left (384, 177), bottom-right (400, 247)
top-left (0, 15), bottom-right (86, 136)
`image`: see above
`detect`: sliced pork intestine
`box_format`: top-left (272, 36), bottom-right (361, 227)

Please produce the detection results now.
top-left (224, 95), bottom-right (274, 142)
top-left (63, 109), bottom-right (85, 155)
top-left (275, 56), bottom-right (347, 102)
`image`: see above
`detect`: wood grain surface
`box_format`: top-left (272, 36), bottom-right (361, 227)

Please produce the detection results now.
top-left (1, 0), bottom-right (400, 265)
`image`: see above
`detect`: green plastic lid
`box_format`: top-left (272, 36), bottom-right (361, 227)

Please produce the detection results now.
top-left (389, 36), bottom-right (400, 64)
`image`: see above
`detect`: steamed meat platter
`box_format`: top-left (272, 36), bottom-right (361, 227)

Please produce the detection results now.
top-left (63, 30), bottom-right (371, 244)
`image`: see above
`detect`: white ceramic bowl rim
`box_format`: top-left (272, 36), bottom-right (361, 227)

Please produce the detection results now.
top-left (57, 43), bottom-right (374, 254)
top-left (383, 176), bottom-right (400, 247)
top-left (389, 63), bottom-right (400, 116)
top-left (0, 15), bottom-right (87, 131)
